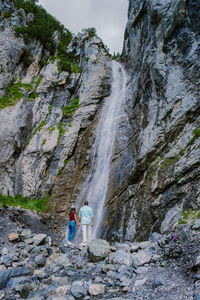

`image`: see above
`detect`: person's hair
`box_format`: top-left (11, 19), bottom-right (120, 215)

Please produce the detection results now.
top-left (70, 207), bottom-right (76, 212)
top-left (84, 200), bottom-right (88, 205)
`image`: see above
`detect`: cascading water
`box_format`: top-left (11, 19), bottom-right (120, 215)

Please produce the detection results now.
top-left (74, 61), bottom-right (127, 242)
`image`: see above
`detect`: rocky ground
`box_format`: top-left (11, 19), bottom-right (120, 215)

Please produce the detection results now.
top-left (0, 207), bottom-right (199, 299)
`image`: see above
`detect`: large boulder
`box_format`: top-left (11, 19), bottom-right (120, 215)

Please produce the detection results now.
top-left (88, 239), bottom-right (111, 262)
top-left (132, 249), bottom-right (153, 268)
top-left (108, 250), bottom-right (132, 267)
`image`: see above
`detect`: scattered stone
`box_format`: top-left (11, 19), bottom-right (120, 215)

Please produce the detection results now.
top-left (88, 283), bottom-right (105, 296)
top-left (88, 239), bottom-right (111, 262)
top-left (130, 244), bottom-right (140, 253)
top-left (153, 275), bottom-right (165, 287)
top-left (101, 264), bottom-right (116, 274)
top-left (35, 254), bottom-right (46, 268)
top-left (132, 249), bottom-right (152, 268)
top-left (0, 267), bottom-right (30, 289)
top-left (32, 234), bottom-right (47, 246)
top-left (134, 277), bottom-right (147, 287)
top-left (109, 250), bottom-right (132, 267)
top-left (8, 232), bottom-right (19, 242)
top-left (70, 284), bottom-right (87, 299)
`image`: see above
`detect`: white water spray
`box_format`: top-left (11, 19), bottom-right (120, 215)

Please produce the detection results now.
top-left (75, 61), bottom-right (127, 241)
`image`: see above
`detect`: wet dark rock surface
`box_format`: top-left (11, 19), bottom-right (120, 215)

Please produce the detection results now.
top-left (102, 0), bottom-right (200, 241)
top-left (0, 218), bottom-right (199, 299)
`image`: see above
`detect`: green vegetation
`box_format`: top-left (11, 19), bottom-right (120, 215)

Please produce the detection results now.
top-left (56, 42), bottom-right (80, 73)
top-left (57, 122), bottom-right (65, 144)
top-left (57, 168), bottom-right (62, 176)
top-left (160, 153), bottom-right (179, 169)
top-left (4, 12), bottom-right (12, 18)
top-left (64, 159), bottom-right (69, 165)
top-left (0, 81), bottom-right (34, 109)
top-left (28, 92), bottom-right (38, 100)
top-left (25, 119), bottom-right (47, 147)
top-left (13, 0), bottom-right (72, 54)
top-left (34, 120), bottom-right (46, 134)
top-left (112, 52), bottom-right (120, 60)
top-left (48, 126), bottom-right (55, 133)
top-left (0, 193), bottom-right (51, 212)
top-left (84, 27), bottom-right (96, 38)
top-left (12, 0), bottom-right (80, 74)
top-left (188, 127), bottom-right (200, 146)
top-left (41, 138), bottom-right (47, 147)
top-left (48, 105), bottom-right (54, 113)
top-left (63, 98), bottom-right (79, 118)
top-left (34, 75), bottom-right (43, 86)
top-left (178, 210), bottom-right (200, 226)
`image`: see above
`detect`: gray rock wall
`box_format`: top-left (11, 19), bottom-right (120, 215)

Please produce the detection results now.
top-left (0, 2), bottom-right (112, 207)
top-left (104, 0), bottom-right (200, 241)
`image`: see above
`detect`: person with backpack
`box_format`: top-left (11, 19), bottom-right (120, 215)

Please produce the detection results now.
top-left (78, 200), bottom-right (94, 246)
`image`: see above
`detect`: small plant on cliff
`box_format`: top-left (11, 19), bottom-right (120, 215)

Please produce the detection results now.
top-left (57, 122), bottom-right (65, 144)
top-left (0, 193), bottom-right (51, 212)
top-left (0, 81), bottom-right (33, 109)
top-left (63, 98), bottom-right (79, 118)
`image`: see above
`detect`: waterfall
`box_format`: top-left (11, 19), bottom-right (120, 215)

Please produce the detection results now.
top-left (75, 61), bottom-right (127, 241)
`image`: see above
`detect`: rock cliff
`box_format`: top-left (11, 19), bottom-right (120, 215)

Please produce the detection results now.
top-left (104, 0), bottom-right (200, 241)
top-left (0, 0), bottom-right (112, 215)
top-left (0, 0), bottom-right (199, 244)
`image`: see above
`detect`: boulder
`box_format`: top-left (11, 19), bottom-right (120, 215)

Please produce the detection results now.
top-left (32, 234), bottom-right (47, 246)
top-left (34, 254), bottom-right (46, 268)
top-left (88, 239), bottom-right (111, 262)
top-left (88, 283), bottom-right (105, 296)
top-left (70, 283), bottom-right (87, 299)
top-left (0, 267), bottom-right (30, 289)
top-left (109, 250), bottom-right (132, 267)
top-left (132, 249), bottom-right (152, 268)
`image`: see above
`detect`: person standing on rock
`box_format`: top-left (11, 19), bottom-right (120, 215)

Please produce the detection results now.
top-left (78, 200), bottom-right (94, 246)
top-left (65, 206), bottom-right (77, 245)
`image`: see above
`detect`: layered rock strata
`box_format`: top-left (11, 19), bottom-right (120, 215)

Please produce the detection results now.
top-left (103, 0), bottom-right (200, 241)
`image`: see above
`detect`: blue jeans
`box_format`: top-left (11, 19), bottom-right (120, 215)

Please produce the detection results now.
top-left (68, 221), bottom-right (76, 241)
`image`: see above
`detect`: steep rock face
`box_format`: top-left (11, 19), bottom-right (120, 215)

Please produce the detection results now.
top-left (104, 0), bottom-right (200, 241)
top-left (0, 1), bottom-right (112, 205)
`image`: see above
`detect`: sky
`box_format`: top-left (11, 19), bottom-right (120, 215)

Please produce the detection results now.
top-left (39, 0), bottom-right (129, 54)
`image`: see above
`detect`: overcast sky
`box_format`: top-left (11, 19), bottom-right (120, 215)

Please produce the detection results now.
top-left (39, 0), bottom-right (128, 54)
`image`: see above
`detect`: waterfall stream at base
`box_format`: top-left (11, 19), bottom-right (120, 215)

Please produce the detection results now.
top-left (73, 61), bottom-right (127, 243)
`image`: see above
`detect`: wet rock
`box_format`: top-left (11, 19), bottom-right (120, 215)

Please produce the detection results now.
top-left (88, 239), bottom-right (111, 262)
top-left (88, 283), bottom-right (105, 296)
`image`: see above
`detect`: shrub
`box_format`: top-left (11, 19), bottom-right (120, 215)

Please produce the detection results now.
top-left (0, 193), bottom-right (51, 212)
top-left (13, 0), bottom-right (72, 54)
top-left (0, 81), bottom-right (33, 109)
top-left (63, 98), bottom-right (79, 118)
top-left (84, 27), bottom-right (96, 38)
